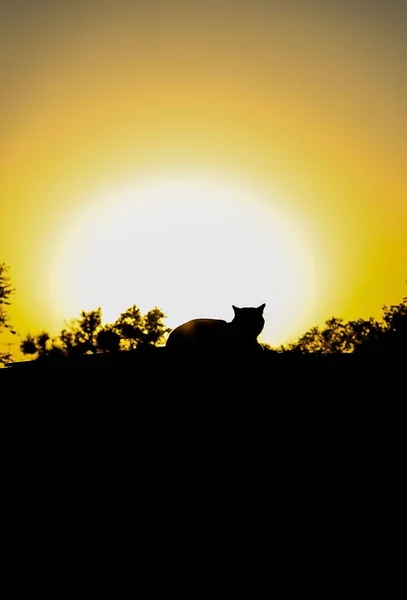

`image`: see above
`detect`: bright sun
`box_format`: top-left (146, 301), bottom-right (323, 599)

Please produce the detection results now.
top-left (51, 172), bottom-right (318, 345)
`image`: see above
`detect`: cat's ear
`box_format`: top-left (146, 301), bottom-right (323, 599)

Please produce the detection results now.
top-left (257, 303), bottom-right (266, 313)
top-left (232, 305), bottom-right (240, 314)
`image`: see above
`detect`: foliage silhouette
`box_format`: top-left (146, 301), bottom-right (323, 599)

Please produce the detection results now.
top-left (280, 290), bottom-right (407, 355)
top-left (12, 264), bottom-right (407, 364)
top-left (73, 308), bottom-right (103, 354)
top-left (112, 305), bottom-right (144, 350)
top-left (0, 263), bottom-right (16, 364)
top-left (96, 326), bottom-right (121, 353)
top-left (20, 332), bottom-right (49, 357)
top-left (36, 332), bottom-right (50, 357)
top-left (20, 331), bottom-right (65, 359)
top-left (112, 305), bottom-right (170, 350)
top-left (139, 307), bottom-right (171, 346)
top-left (20, 334), bottom-right (37, 356)
top-left (58, 326), bottom-right (80, 358)
top-left (20, 310), bottom-right (103, 359)
top-left (20, 304), bottom-right (170, 360)
top-left (380, 297), bottom-right (407, 353)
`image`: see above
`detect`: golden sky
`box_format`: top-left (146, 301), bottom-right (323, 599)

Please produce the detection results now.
top-left (1, 0), bottom-right (406, 355)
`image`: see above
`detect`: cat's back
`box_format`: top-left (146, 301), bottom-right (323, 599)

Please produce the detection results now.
top-left (166, 318), bottom-right (229, 349)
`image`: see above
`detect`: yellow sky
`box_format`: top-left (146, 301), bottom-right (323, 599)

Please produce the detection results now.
top-left (1, 1), bottom-right (406, 356)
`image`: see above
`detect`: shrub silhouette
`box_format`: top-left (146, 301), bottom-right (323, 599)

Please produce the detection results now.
top-left (112, 305), bottom-right (170, 349)
top-left (0, 263), bottom-right (16, 364)
top-left (280, 290), bottom-right (407, 355)
top-left (20, 334), bottom-right (38, 356)
top-left (12, 262), bottom-right (407, 363)
top-left (96, 327), bottom-right (121, 353)
top-left (20, 304), bottom-right (170, 359)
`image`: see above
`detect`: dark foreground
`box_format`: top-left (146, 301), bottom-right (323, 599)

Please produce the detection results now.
top-left (1, 347), bottom-right (403, 557)
top-left (2, 347), bottom-right (403, 468)
top-left (2, 347), bottom-right (404, 398)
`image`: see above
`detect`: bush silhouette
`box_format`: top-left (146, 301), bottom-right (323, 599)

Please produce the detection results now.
top-left (280, 291), bottom-right (407, 355)
top-left (0, 263), bottom-right (16, 364)
top-left (20, 304), bottom-right (170, 360)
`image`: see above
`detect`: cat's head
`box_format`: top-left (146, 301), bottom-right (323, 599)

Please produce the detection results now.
top-left (231, 303), bottom-right (266, 338)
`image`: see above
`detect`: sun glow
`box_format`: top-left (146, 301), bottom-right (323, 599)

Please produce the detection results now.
top-left (51, 173), bottom-right (318, 344)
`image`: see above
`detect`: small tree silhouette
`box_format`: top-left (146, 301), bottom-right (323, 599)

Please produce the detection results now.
top-left (96, 326), bottom-right (121, 353)
top-left (73, 308), bottom-right (103, 354)
top-left (20, 331), bottom-right (60, 359)
top-left (0, 263), bottom-right (16, 364)
top-left (19, 303), bottom-right (171, 360)
top-left (20, 334), bottom-right (37, 356)
top-left (0, 263), bottom-right (14, 333)
top-left (36, 332), bottom-right (50, 357)
top-left (54, 309), bottom-right (103, 356)
top-left (347, 318), bottom-right (384, 354)
top-left (353, 295), bottom-right (407, 354)
top-left (279, 286), bottom-right (407, 355)
top-left (381, 296), bottom-right (407, 352)
top-left (142, 307), bottom-right (171, 346)
top-left (113, 305), bottom-right (170, 349)
top-left (20, 310), bottom-right (103, 359)
top-left (113, 305), bottom-right (144, 350)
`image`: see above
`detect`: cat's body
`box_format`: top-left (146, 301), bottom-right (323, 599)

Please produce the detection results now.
top-left (166, 304), bottom-right (266, 354)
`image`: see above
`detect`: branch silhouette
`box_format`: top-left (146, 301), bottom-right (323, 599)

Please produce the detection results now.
top-left (0, 263), bottom-right (16, 364)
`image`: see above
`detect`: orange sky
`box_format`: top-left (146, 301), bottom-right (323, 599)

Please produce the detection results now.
top-left (1, 1), bottom-right (406, 357)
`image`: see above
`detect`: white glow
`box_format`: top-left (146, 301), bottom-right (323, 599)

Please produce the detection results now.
top-left (51, 173), bottom-right (318, 344)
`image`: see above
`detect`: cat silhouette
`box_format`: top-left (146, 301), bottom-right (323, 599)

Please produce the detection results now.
top-left (166, 304), bottom-right (266, 354)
